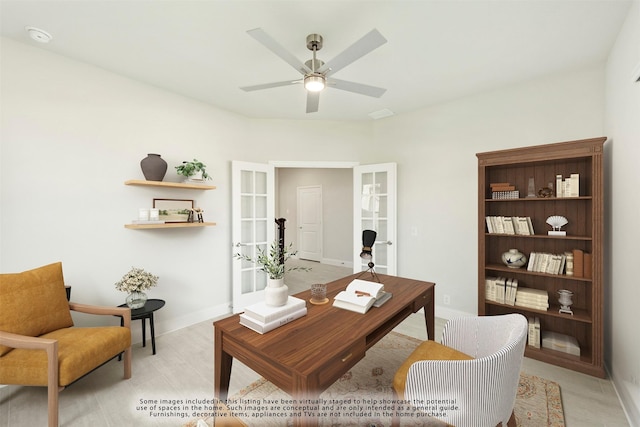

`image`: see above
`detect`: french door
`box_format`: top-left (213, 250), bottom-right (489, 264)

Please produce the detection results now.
top-left (353, 163), bottom-right (397, 276)
top-left (231, 161), bottom-right (275, 312)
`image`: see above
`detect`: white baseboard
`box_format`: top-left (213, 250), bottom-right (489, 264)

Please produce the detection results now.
top-left (130, 302), bottom-right (231, 345)
top-left (321, 258), bottom-right (353, 269)
top-left (609, 367), bottom-right (640, 427)
top-left (435, 305), bottom-right (475, 320)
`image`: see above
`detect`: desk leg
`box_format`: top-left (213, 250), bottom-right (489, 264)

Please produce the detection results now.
top-left (292, 376), bottom-right (319, 427)
top-left (426, 289), bottom-right (434, 340)
top-left (214, 328), bottom-right (232, 401)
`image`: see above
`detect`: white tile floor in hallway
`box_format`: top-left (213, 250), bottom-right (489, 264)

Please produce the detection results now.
top-left (0, 259), bottom-right (632, 426)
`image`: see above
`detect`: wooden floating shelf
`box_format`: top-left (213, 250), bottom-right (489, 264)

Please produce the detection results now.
top-left (124, 179), bottom-right (216, 190)
top-left (125, 222), bottom-right (216, 229)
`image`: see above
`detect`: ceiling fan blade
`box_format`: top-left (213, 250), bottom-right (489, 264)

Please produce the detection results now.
top-left (240, 80), bottom-right (302, 92)
top-left (328, 78), bottom-right (386, 98)
top-left (317, 29), bottom-right (387, 76)
top-left (306, 91), bottom-right (320, 113)
top-left (247, 28), bottom-right (312, 75)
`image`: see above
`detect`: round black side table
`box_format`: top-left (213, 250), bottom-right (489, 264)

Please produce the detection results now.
top-left (117, 299), bottom-right (165, 355)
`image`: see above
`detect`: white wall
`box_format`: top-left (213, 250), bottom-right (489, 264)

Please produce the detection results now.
top-left (0, 38), bottom-right (371, 339)
top-left (604, 1), bottom-right (640, 424)
top-left (373, 66), bottom-right (605, 318)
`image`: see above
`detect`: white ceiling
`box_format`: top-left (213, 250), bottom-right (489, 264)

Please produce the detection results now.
top-left (0, 0), bottom-right (632, 121)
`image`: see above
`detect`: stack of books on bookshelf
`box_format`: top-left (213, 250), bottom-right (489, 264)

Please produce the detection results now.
top-left (239, 296), bottom-right (307, 334)
top-left (527, 252), bottom-right (567, 275)
top-left (485, 216), bottom-right (535, 235)
top-left (515, 287), bottom-right (549, 311)
top-left (490, 182), bottom-right (519, 199)
top-left (555, 173), bottom-right (580, 198)
top-left (485, 277), bottom-right (518, 305)
top-left (527, 317), bottom-right (541, 348)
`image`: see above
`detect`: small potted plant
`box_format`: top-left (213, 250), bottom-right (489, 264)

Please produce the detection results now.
top-left (234, 240), bottom-right (310, 306)
top-left (175, 159), bottom-right (211, 182)
top-left (114, 267), bottom-right (159, 309)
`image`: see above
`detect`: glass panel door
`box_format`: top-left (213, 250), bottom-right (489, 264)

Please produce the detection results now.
top-left (353, 163), bottom-right (397, 275)
top-left (232, 161), bottom-right (274, 312)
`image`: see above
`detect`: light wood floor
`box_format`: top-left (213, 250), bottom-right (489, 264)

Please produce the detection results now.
top-left (0, 260), bottom-right (630, 426)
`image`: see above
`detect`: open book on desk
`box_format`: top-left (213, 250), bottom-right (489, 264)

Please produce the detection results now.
top-left (332, 279), bottom-right (390, 314)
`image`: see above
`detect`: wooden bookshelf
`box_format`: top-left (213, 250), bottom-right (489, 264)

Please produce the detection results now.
top-left (477, 137), bottom-right (606, 378)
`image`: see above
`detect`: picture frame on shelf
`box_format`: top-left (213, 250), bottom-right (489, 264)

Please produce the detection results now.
top-left (153, 198), bottom-right (194, 223)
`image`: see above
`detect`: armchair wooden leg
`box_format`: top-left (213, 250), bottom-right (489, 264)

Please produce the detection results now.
top-left (47, 341), bottom-right (59, 427)
top-left (123, 346), bottom-right (132, 379)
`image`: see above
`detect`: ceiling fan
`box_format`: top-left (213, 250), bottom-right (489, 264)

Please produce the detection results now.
top-left (240, 28), bottom-right (387, 113)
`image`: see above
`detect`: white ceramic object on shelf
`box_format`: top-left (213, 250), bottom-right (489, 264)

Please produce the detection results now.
top-left (501, 249), bottom-right (527, 269)
top-left (546, 215), bottom-right (568, 236)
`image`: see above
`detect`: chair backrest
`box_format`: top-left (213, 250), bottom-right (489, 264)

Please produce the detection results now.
top-left (441, 313), bottom-right (527, 358)
top-left (405, 314), bottom-right (528, 426)
top-left (0, 262), bottom-right (73, 356)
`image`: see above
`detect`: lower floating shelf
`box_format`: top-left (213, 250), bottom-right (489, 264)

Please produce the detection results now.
top-left (125, 222), bottom-right (216, 229)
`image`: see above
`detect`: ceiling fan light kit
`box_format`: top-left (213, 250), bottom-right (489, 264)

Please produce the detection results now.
top-left (304, 74), bottom-right (325, 92)
top-left (241, 28), bottom-right (387, 113)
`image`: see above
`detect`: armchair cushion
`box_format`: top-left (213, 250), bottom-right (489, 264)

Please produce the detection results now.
top-left (0, 262), bottom-right (73, 356)
top-left (0, 326), bottom-right (131, 386)
top-left (393, 340), bottom-right (473, 399)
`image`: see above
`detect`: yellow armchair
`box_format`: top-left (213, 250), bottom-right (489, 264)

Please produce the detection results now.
top-left (0, 262), bottom-right (132, 427)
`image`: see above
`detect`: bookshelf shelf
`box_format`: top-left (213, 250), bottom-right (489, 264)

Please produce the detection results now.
top-left (477, 137), bottom-right (606, 378)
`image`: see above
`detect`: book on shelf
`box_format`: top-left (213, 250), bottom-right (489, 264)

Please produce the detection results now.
top-left (239, 307), bottom-right (307, 334)
top-left (333, 279), bottom-right (385, 314)
top-left (243, 296), bottom-right (306, 324)
top-left (491, 190), bottom-right (520, 199)
top-left (491, 185), bottom-right (516, 191)
top-left (131, 220), bottom-right (166, 224)
top-left (516, 287), bottom-right (549, 311)
top-left (583, 252), bottom-right (592, 279)
top-left (572, 249), bottom-right (584, 278)
top-left (485, 277), bottom-right (512, 305)
top-left (527, 317), bottom-right (541, 348)
top-left (555, 173), bottom-right (580, 198)
top-left (526, 252), bottom-right (567, 275)
top-left (485, 216), bottom-right (534, 235)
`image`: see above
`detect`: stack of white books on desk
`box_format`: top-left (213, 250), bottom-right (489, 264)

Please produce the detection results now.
top-left (515, 288), bottom-right (549, 311)
top-left (332, 279), bottom-right (391, 314)
top-left (239, 296), bottom-right (307, 334)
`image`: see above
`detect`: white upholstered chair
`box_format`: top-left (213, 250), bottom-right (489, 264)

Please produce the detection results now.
top-left (396, 313), bottom-right (528, 427)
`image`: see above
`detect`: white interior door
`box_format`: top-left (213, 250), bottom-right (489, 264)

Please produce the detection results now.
top-left (353, 163), bottom-right (397, 275)
top-left (297, 185), bottom-right (322, 262)
top-left (232, 161), bottom-right (274, 313)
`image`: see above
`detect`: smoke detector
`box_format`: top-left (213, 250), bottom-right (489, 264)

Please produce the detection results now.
top-left (25, 26), bottom-right (53, 43)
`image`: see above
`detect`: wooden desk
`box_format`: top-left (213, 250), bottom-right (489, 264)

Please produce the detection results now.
top-left (214, 273), bottom-right (434, 426)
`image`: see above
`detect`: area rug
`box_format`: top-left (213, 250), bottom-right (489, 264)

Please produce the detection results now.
top-left (185, 332), bottom-right (564, 426)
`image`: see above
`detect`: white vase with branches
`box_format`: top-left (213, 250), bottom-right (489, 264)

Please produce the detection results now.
top-left (234, 240), bottom-right (310, 306)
